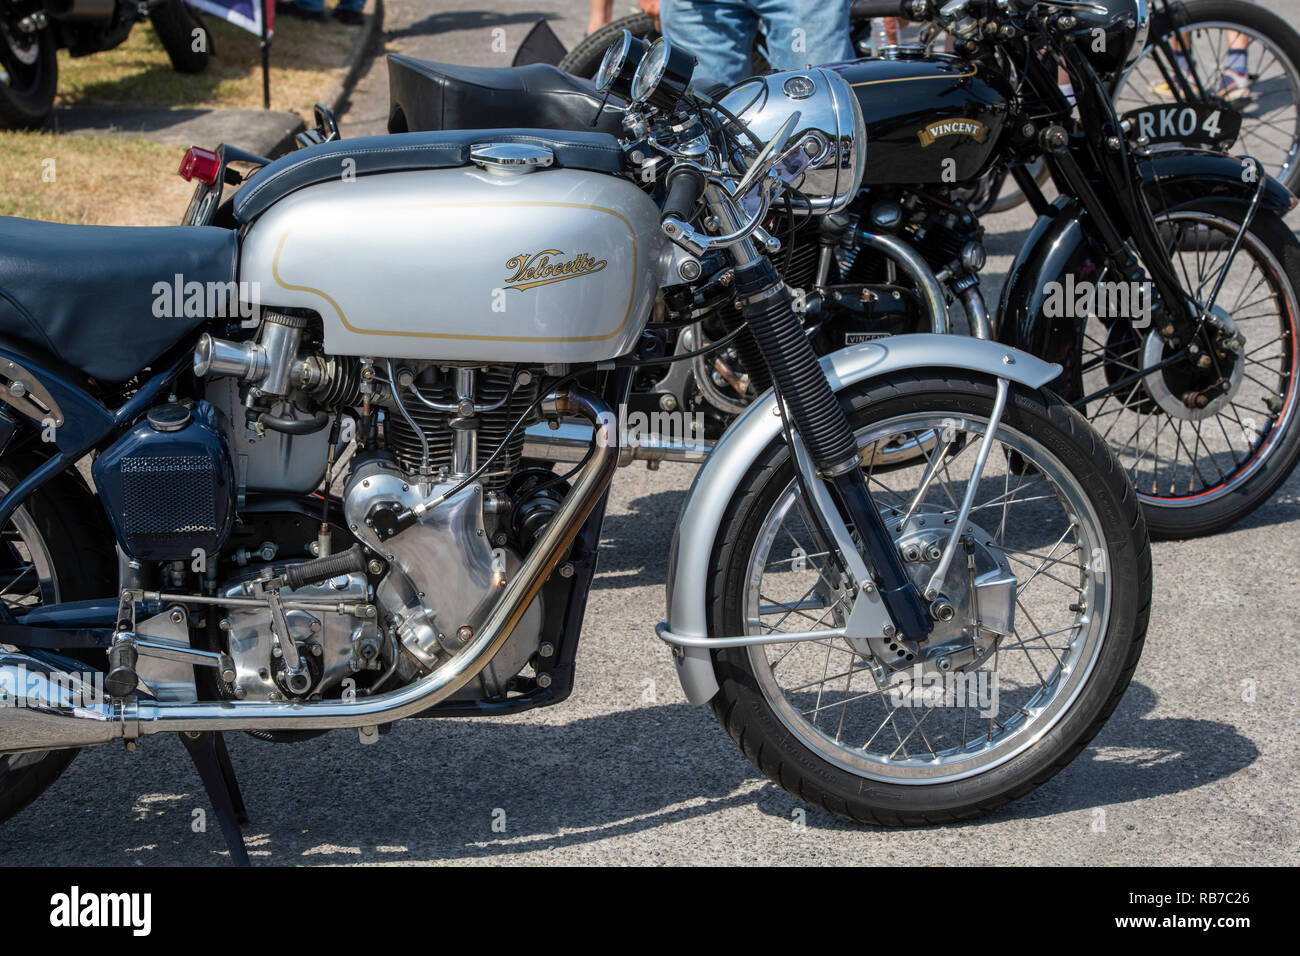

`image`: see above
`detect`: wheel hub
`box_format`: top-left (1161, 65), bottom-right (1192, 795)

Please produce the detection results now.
top-left (848, 506), bottom-right (1017, 677)
top-left (1141, 310), bottom-right (1245, 422)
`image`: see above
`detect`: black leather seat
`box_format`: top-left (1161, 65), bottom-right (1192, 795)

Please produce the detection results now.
top-left (231, 128), bottom-right (626, 224)
top-left (0, 217), bottom-right (237, 383)
top-left (386, 54), bottom-right (624, 137)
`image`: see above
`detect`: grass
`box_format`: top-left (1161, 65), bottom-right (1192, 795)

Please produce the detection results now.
top-left (0, 4), bottom-right (372, 226)
top-left (55, 9), bottom-right (368, 121)
top-left (0, 131), bottom-right (195, 225)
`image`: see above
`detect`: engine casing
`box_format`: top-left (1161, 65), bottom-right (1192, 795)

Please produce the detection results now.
top-left (238, 166), bottom-right (668, 364)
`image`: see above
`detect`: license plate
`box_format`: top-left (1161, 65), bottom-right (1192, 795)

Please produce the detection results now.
top-left (1120, 103), bottom-right (1243, 149)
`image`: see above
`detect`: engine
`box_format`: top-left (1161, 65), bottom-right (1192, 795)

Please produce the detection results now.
top-left (152, 311), bottom-right (565, 708)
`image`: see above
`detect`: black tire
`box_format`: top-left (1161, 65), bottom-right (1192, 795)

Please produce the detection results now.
top-left (0, 452), bottom-right (116, 826)
top-left (705, 371), bottom-right (1151, 824)
top-left (151, 0), bottom-right (212, 75)
top-left (1118, 0), bottom-right (1300, 194)
top-left (0, 18), bottom-right (57, 130)
top-left (559, 13), bottom-right (659, 78)
top-left (1107, 199), bottom-right (1300, 539)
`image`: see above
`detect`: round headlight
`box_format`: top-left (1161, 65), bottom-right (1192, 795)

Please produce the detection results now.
top-left (595, 30), bottom-right (648, 97)
top-left (1127, 0), bottom-right (1151, 66)
top-left (631, 37), bottom-right (695, 111)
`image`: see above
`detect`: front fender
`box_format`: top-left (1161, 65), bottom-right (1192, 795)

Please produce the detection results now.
top-left (664, 334), bottom-right (1060, 705)
top-left (1138, 150), bottom-right (1296, 213)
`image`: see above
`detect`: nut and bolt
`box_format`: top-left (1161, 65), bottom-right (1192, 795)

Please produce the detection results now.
top-left (539, 642), bottom-right (555, 657)
top-left (536, 673), bottom-right (553, 688)
top-left (457, 625), bottom-right (474, 645)
top-left (558, 562), bottom-right (575, 578)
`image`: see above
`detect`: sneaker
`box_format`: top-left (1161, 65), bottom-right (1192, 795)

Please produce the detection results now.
top-left (332, 7), bottom-right (364, 25)
top-left (1215, 69), bottom-right (1251, 101)
top-left (275, 2), bottom-right (325, 21)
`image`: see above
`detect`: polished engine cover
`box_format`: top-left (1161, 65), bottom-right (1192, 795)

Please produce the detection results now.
top-left (238, 166), bottom-right (667, 364)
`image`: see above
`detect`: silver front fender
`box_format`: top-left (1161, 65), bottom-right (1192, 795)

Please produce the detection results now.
top-left (663, 334), bottom-right (1061, 705)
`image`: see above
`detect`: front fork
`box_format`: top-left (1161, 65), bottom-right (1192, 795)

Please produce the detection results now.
top-left (708, 185), bottom-right (937, 642)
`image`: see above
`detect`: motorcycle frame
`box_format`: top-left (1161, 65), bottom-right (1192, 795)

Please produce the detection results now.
top-left (993, 28), bottom-right (1295, 386)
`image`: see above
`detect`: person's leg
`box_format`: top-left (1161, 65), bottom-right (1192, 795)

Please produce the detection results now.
top-left (588, 0), bottom-right (614, 34)
top-left (662, 0), bottom-right (758, 89)
top-left (291, 0), bottom-right (324, 14)
top-left (756, 0), bottom-right (853, 72)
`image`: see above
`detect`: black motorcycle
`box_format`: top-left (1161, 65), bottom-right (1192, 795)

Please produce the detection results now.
top-left (553, 0), bottom-right (1300, 201)
top-left (0, 0), bottom-right (210, 129)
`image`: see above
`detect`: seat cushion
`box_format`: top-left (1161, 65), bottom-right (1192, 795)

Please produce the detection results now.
top-left (231, 128), bottom-right (626, 224)
top-left (0, 217), bottom-right (237, 383)
top-left (386, 55), bottom-right (624, 137)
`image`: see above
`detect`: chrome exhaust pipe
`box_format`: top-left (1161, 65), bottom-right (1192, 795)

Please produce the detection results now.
top-left (524, 420), bottom-right (713, 466)
top-left (0, 389), bottom-right (618, 751)
top-left (0, 652), bottom-right (123, 754)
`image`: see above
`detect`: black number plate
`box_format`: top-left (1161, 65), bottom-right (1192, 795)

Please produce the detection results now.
top-left (1120, 103), bottom-right (1243, 149)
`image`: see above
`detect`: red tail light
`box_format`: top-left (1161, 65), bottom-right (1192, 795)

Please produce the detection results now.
top-left (179, 146), bottom-right (221, 185)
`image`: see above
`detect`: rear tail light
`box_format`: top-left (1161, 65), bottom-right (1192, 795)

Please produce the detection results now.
top-left (179, 146), bottom-right (221, 185)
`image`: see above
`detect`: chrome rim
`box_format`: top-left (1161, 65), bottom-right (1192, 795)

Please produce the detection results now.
top-left (1081, 211), bottom-right (1298, 507)
top-left (741, 410), bottom-right (1111, 784)
top-left (1115, 21), bottom-right (1300, 190)
top-left (0, 478), bottom-right (60, 769)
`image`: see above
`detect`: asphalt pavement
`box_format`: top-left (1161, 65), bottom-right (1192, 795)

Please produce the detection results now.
top-left (0, 0), bottom-right (1295, 867)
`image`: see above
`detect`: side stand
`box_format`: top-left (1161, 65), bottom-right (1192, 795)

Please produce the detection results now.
top-left (179, 731), bottom-right (251, 866)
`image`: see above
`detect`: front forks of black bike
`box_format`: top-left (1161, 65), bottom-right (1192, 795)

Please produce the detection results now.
top-left (731, 256), bottom-right (935, 643)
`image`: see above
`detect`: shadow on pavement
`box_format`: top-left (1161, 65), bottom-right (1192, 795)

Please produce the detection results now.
top-left (0, 680), bottom-right (1255, 864)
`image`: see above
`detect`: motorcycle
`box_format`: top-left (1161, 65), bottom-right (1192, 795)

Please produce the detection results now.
top-left (553, 0), bottom-right (1300, 198)
top-left (0, 0), bottom-right (210, 129)
top-left (0, 39), bottom-right (1151, 853)
top-left (394, 0), bottom-right (1300, 540)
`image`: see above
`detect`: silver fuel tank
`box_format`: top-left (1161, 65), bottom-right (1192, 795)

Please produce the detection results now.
top-left (238, 164), bottom-right (668, 364)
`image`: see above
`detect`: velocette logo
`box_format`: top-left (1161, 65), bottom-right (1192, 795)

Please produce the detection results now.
top-left (916, 118), bottom-right (988, 146)
top-left (504, 249), bottom-right (607, 292)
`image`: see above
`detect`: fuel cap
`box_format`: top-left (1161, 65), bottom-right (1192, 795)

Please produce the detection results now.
top-left (470, 143), bottom-right (554, 175)
top-left (147, 403), bottom-right (192, 432)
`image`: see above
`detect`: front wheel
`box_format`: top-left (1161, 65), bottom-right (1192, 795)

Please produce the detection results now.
top-left (1078, 199), bottom-right (1300, 538)
top-left (705, 372), bottom-right (1151, 824)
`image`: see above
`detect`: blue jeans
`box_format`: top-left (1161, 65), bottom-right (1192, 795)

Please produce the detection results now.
top-left (661, 0), bottom-right (853, 89)
top-left (295, 0), bottom-right (365, 13)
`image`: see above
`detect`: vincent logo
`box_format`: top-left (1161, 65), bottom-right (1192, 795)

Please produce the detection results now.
top-left (917, 119), bottom-right (988, 147)
top-left (504, 249), bottom-right (607, 292)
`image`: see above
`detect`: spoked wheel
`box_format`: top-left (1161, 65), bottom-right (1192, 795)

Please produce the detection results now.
top-left (1113, 0), bottom-right (1300, 194)
top-left (0, 454), bottom-right (115, 825)
top-left (706, 372), bottom-right (1151, 824)
top-left (1079, 201), bottom-right (1300, 538)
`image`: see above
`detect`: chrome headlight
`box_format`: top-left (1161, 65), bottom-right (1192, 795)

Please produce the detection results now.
top-left (714, 68), bottom-right (865, 216)
top-left (1127, 0), bottom-right (1151, 66)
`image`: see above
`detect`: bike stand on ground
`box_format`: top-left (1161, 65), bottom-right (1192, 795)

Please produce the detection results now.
top-left (179, 731), bottom-right (251, 866)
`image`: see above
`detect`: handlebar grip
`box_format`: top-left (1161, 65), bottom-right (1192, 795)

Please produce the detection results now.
top-left (849, 0), bottom-right (911, 19)
top-left (661, 166), bottom-right (706, 224)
